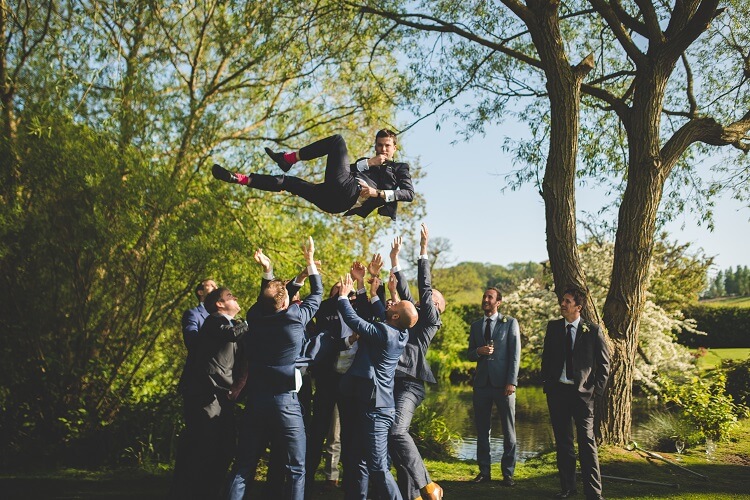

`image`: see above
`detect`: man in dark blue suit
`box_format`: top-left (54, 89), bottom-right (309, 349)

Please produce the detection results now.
top-left (177, 286), bottom-right (249, 499)
top-left (181, 279), bottom-right (218, 350)
top-left (337, 273), bottom-right (418, 500)
top-left (388, 225), bottom-right (445, 500)
top-left (541, 287), bottom-right (610, 500)
top-left (227, 239), bottom-right (322, 500)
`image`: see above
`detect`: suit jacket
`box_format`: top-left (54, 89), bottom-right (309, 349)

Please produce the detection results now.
top-left (541, 318), bottom-right (610, 399)
top-left (338, 297), bottom-right (408, 408)
top-left (467, 314), bottom-right (521, 388)
top-left (344, 160), bottom-right (414, 220)
top-left (181, 302), bottom-right (209, 351)
top-left (179, 314), bottom-right (247, 405)
top-left (244, 274), bottom-right (323, 393)
top-left (394, 258), bottom-right (439, 384)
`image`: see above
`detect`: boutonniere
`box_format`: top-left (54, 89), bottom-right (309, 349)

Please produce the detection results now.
top-left (581, 324), bottom-right (590, 333)
top-left (501, 317), bottom-right (508, 323)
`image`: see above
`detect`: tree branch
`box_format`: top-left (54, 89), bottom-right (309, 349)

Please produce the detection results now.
top-left (587, 0), bottom-right (645, 64)
top-left (633, 0), bottom-right (665, 43)
top-left (609, 0), bottom-right (648, 38)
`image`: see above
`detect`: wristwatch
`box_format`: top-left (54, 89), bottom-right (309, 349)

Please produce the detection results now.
top-left (377, 190), bottom-right (384, 199)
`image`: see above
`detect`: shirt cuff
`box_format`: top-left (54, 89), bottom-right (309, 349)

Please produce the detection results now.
top-left (263, 270), bottom-right (274, 280)
top-left (356, 287), bottom-right (366, 295)
top-left (383, 190), bottom-right (395, 202)
top-left (338, 296), bottom-right (348, 302)
top-left (370, 296), bottom-right (381, 304)
top-left (344, 335), bottom-right (354, 348)
top-left (307, 263), bottom-right (319, 276)
top-left (355, 158), bottom-right (368, 172)
top-left (391, 265), bottom-right (401, 273)
top-left (419, 254), bottom-right (428, 260)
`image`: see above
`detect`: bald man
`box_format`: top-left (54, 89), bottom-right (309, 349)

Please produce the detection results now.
top-left (337, 273), bottom-right (417, 500)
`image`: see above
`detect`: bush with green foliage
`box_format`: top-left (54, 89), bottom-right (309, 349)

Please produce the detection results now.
top-left (724, 357), bottom-right (750, 408)
top-left (661, 373), bottom-right (749, 442)
top-left (681, 304), bottom-right (750, 347)
top-left (409, 403), bottom-right (462, 459)
top-left (638, 410), bottom-right (704, 451)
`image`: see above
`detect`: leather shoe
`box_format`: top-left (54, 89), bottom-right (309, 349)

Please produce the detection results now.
top-left (264, 147), bottom-right (293, 172)
top-left (211, 164), bottom-right (238, 183)
top-left (422, 482), bottom-right (444, 500)
top-left (501, 476), bottom-right (515, 487)
top-left (472, 473), bottom-right (490, 483)
top-left (553, 490), bottom-right (577, 498)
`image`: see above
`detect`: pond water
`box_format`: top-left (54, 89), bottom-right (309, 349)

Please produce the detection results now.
top-left (425, 385), bottom-right (656, 462)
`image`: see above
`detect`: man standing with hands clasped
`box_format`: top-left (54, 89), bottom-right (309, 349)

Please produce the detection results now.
top-left (467, 287), bottom-right (520, 487)
top-left (541, 287), bottom-right (610, 500)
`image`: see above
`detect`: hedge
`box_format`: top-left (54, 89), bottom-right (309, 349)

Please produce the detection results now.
top-left (680, 304), bottom-right (750, 348)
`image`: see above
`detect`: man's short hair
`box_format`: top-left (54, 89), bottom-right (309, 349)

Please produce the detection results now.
top-left (432, 288), bottom-right (446, 314)
top-left (486, 287), bottom-right (503, 302)
top-left (561, 286), bottom-right (587, 308)
top-left (376, 129), bottom-right (398, 146)
top-left (195, 278), bottom-right (213, 300)
top-left (261, 279), bottom-right (288, 312)
top-left (204, 287), bottom-right (228, 314)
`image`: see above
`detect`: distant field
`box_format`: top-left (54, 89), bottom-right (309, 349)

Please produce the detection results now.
top-left (696, 347), bottom-right (750, 370)
top-left (697, 296), bottom-right (750, 308)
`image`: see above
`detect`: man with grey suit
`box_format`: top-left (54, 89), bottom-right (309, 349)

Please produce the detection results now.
top-left (467, 287), bottom-right (520, 486)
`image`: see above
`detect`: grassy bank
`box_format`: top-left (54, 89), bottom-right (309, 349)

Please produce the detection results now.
top-left (2, 418), bottom-right (749, 499)
top-left (696, 347), bottom-right (750, 371)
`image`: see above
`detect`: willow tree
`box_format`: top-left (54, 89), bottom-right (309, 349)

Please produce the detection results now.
top-left (0, 0), bottom-right (420, 458)
top-left (354, 0), bottom-right (750, 443)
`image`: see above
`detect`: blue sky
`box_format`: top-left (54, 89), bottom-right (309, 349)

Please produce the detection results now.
top-left (390, 116), bottom-right (749, 274)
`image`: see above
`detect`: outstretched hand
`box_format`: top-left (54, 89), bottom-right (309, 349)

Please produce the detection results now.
top-left (302, 236), bottom-right (315, 264)
top-left (368, 254), bottom-right (383, 277)
top-left (369, 276), bottom-right (381, 298)
top-left (339, 273), bottom-right (354, 297)
top-left (388, 272), bottom-right (399, 302)
top-left (254, 248), bottom-right (272, 274)
top-left (350, 261), bottom-right (366, 283)
top-left (390, 236), bottom-right (402, 267)
top-left (420, 223), bottom-right (429, 253)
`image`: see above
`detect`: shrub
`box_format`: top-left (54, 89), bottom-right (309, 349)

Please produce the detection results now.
top-left (681, 305), bottom-right (750, 347)
top-left (637, 410), bottom-right (703, 451)
top-left (409, 403), bottom-right (462, 459)
top-left (724, 357), bottom-right (750, 408)
top-left (661, 373), bottom-right (749, 442)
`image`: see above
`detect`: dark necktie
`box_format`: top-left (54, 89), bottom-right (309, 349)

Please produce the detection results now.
top-left (565, 323), bottom-right (575, 380)
top-left (484, 318), bottom-right (492, 343)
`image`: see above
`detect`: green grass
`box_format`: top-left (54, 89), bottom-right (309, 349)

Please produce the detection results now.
top-left (698, 296), bottom-right (750, 308)
top-left (3, 419), bottom-right (750, 499)
top-left (696, 347), bottom-right (750, 370)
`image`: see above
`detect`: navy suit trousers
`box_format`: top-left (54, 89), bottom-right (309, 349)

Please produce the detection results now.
top-left (227, 390), bottom-right (306, 500)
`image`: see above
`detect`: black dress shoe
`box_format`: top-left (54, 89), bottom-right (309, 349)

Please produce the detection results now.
top-left (212, 164), bottom-right (238, 183)
top-left (553, 490), bottom-right (577, 499)
top-left (501, 476), bottom-right (515, 487)
top-left (472, 473), bottom-right (490, 483)
top-left (264, 147), bottom-right (293, 172)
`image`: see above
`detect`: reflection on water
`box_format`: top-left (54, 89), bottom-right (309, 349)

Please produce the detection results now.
top-left (426, 385), bottom-right (653, 462)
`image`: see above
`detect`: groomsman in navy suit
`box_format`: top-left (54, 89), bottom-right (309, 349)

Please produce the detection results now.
top-left (467, 287), bottom-right (521, 486)
top-left (181, 279), bottom-right (218, 350)
top-left (337, 273), bottom-right (418, 500)
top-left (227, 238), bottom-right (322, 500)
top-left (542, 287), bottom-right (610, 500)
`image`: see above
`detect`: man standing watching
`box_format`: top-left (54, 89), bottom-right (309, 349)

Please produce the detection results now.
top-left (467, 287), bottom-right (520, 486)
top-left (211, 129), bottom-right (413, 220)
top-left (389, 225), bottom-right (445, 500)
top-left (179, 286), bottom-right (249, 499)
top-left (541, 287), bottom-right (610, 500)
top-left (181, 279), bottom-right (217, 350)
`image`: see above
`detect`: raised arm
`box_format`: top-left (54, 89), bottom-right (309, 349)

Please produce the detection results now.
top-left (337, 273), bottom-right (388, 345)
top-left (417, 223), bottom-right (439, 326)
top-left (297, 236), bottom-right (322, 325)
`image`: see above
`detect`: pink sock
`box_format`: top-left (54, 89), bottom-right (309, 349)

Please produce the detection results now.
top-left (283, 151), bottom-right (298, 164)
top-left (236, 173), bottom-right (250, 185)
